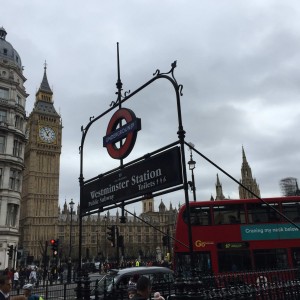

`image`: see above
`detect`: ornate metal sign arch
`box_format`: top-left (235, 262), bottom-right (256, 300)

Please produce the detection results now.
top-left (77, 44), bottom-right (194, 289)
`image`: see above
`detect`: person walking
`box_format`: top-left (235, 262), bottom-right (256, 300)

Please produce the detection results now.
top-left (13, 270), bottom-right (19, 290)
top-left (0, 275), bottom-right (11, 300)
top-left (131, 276), bottom-right (151, 300)
top-left (22, 284), bottom-right (43, 300)
top-left (28, 269), bottom-right (37, 286)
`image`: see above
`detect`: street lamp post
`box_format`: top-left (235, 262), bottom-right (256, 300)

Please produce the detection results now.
top-left (69, 199), bottom-right (75, 257)
top-left (188, 143), bottom-right (197, 201)
top-left (67, 199), bottom-right (75, 283)
top-left (104, 214), bottom-right (107, 262)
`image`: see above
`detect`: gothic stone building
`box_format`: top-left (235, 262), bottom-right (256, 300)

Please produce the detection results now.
top-left (57, 198), bottom-right (178, 263)
top-left (20, 65), bottom-right (62, 261)
top-left (212, 146), bottom-right (261, 201)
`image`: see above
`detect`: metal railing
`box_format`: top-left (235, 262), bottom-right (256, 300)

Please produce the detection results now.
top-left (10, 268), bottom-right (300, 299)
top-left (170, 268), bottom-right (300, 299)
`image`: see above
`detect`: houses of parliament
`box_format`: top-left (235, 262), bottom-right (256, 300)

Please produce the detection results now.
top-left (0, 27), bottom-right (261, 269)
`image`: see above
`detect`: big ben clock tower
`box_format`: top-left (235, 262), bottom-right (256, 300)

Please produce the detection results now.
top-left (20, 64), bottom-right (62, 260)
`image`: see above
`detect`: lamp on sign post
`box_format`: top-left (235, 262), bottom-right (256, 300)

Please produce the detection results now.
top-left (69, 199), bottom-right (75, 258)
top-left (188, 143), bottom-right (196, 201)
top-left (67, 199), bottom-right (74, 283)
top-left (104, 214), bottom-right (107, 261)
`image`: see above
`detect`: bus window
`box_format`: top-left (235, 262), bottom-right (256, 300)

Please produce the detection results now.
top-left (213, 204), bottom-right (246, 225)
top-left (292, 248), bottom-right (300, 268)
top-left (175, 252), bottom-right (211, 276)
top-left (253, 249), bottom-right (288, 269)
top-left (282, 202), bottom-right (300, 222)
top-left (183, 206), bottom-right (211, 226)
top-left (247, 203), bottom-right (280, 223)
top-left (218, 250), bottom-right (251, 272)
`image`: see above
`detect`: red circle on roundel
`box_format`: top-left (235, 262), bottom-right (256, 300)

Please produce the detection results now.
top-left (106, 108), bottom-right (138, 159)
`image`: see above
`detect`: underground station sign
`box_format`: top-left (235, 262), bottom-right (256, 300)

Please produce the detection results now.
top-left (81, 146), bottom-right (183, 213)
top-left (103, 108), bottom-right (141, 159)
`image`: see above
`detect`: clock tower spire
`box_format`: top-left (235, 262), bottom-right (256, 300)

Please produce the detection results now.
top-left (20, 64), bottom-right (62, 259)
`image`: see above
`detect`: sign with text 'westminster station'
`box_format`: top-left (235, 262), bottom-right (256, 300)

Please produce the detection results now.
top-left (81, 146), bottom-right (182, 213)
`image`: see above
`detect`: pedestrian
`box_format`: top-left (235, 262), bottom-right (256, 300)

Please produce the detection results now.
top-left (0, 275), bottom-right (11, 300)
top-left (22, 284), bottom-right (43, 300)
top-left (131, 276), bottom-right (151, 300)
top-left (13, 269), bottom-right (19, 290)
top-left (153, 291), bottom-right (165, 300)
top-left (127, 285), bottom-right (136, 299)
top-left (29, 269), bottom-right (37, 286)
top-left (0, 275), bottom-right (25, 300)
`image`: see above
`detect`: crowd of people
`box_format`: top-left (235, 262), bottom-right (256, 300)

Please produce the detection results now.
top-left (0, 275), bottom-right (43, 300)
top-left (0, 258), bottom-right (171, 299)
top-left (98, 258), bottom-right (171, 274)
top-left (2, 267), bottom-right (42, 291)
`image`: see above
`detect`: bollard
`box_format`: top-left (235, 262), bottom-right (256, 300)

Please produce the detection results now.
top-left (75, 270), bottom-right (83, 300)
top-left (82, 270), bottom-right (91, 300)
top-left (94, 279), bottom-right (99, 300)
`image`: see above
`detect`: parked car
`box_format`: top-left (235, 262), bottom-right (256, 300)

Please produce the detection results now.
top-left (90, 266), bottom-right (174, 299)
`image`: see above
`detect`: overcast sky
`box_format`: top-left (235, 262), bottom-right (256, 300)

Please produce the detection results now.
top-left (2, 1), bottom-right (300, 214)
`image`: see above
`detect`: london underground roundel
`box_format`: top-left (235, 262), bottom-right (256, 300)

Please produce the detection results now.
top-left (103, 108), bottom-right (141, 159)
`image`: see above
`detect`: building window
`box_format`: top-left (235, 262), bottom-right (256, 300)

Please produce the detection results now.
top-left (13, 140), bottom-right (22, 157)
top-left (9, 169), bottom-right (21, 191)
top-left (0, 168), bottom-right (2, 187)
top-left (3, 49), bottom-right (7, 55)
top-left (0, 87), bottom-right (9, 99)
top-left (0, 136), bottom-right (5, 153)
top-left (16, 95), bottom-right (21, 105)
top-left (15, 115), bottom-right (23, 130)
top-left (6, 203), bottom-right (18, 227)
top-left (0, 110), bottom-right (7, 122)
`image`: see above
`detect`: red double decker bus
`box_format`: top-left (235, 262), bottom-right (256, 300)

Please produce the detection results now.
top-left (174, 196), bottom-right (300, 275)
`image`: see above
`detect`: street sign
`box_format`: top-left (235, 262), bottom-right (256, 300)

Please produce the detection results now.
top-left (81, 146), bottom-right (182, 213)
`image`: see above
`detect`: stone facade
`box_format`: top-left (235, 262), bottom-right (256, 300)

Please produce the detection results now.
top-left (239, 146), bottom-right (261, 199)
top-left (57, 198), bottom-right (178, 263)
top-left (0, 27), bottom-right (27, 269)
top-left (19, 65), bottom-right (62, 261)
top-left (212, 146), bottom-right (261, 201)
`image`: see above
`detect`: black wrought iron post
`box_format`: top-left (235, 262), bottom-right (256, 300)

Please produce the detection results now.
top-left (104, 215), bottom-right (107, 261)
top-left (68, 199), bottom-right (74, 283)
top-left (188, 142), bottom-right (197, 201)
top-left (69, 199), bottom-right (74, 257)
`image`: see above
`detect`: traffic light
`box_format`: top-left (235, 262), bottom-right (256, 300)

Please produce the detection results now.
top-left (7, 245), bottom-right (13, 259)
top-left (117, 235), bottom-right (124, 248)
top-left (50, 239), bottom-right (59, 257)
top-left (162, 236), bottom-right (168, 247)
top-left (107, 225), bottom-right (116, 247)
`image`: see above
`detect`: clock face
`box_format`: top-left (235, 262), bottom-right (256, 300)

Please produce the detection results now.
top-left (39, 126), bottom-right (56, 143)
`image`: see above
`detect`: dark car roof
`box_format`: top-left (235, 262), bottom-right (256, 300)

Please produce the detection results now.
top-left (108, 266), bottom-right (173, 276)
